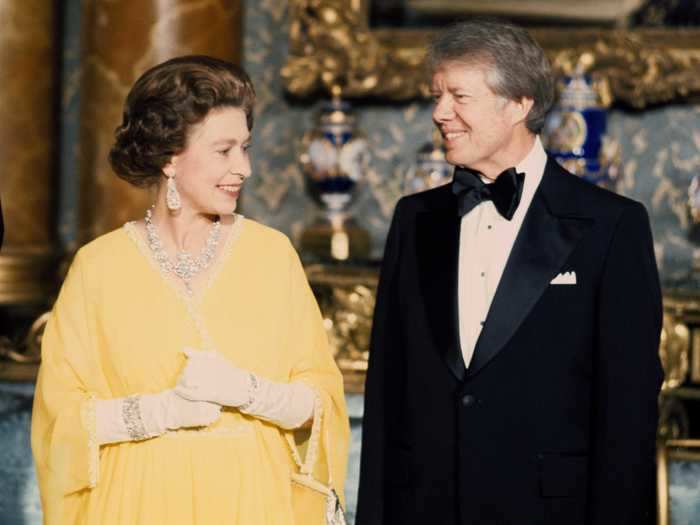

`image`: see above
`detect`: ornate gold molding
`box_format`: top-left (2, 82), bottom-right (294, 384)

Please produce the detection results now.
top-left (0, 311), bottom-right (48, 382)
top-left (283, 0), bottom-right (700, 107)
top-left (0, 252), bottom-right (59, 305)
top-left (660, 310), bottom-right (690, 391)
top-left (660, 290), bottom-right (700, 392)
top-left (305, 263), bottom-right (378, 393)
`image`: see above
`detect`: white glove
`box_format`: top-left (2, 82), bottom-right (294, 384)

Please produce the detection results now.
top-left (175, 349), bottom-right (252, 408)
top-left (95, 389), bottom-right (221, 445)
top-left (175, 349), bottom-right (315, 429)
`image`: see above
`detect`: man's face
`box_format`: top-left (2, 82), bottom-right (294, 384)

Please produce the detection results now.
top-left (431, 61), bottom-right (520, 176)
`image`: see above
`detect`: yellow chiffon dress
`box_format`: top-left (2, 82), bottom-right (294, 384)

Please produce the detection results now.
top-left (31, 216), bottom-right (349, 524)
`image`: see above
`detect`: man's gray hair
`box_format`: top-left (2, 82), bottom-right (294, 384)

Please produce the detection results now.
top-left (427, 18), bottom-right (554, 134)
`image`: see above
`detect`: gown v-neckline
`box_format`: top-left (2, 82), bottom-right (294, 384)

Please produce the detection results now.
top-left (122, 214), bottom-right (245, 309)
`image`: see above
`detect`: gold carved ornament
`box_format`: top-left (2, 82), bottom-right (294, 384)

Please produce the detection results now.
top-left (305, 263), bottom-right (377, 393)
top-left (282, 0), bottom-right (431, 100)
top-left (283, 0), bottom-right (700, 107)
top-left (0, 312), bottom-right (49, 381)
top-left (659, 310), bottom-right (690, 391)
top-left (657, 294), bottom-right (700, 441)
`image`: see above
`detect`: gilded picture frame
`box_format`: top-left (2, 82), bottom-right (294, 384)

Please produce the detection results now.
top-left (282, 0), bottom-right (700, 108)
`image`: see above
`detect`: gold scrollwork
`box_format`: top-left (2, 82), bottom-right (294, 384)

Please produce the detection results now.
top-left (283, 0), bottom-right (700, 107)
top-left (544, 29), bottom-right (700, 108)
top-left (661, 291), bottom-right (700, 392)
top-left (282, 0), bottom-right (431, 99)
top-left (659, 312), bottom-right (690, 390)
top-left (305, 263), bottom-right (377, 393)
top-left (0, 310), bottom-right (49, 381)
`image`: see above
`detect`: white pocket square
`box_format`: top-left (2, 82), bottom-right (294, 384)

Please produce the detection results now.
top-left (550, 271), bottom-right (577, 285)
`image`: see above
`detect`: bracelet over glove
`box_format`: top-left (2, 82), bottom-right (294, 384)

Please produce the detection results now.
top-left (95, 389), bottom-right (222, 445)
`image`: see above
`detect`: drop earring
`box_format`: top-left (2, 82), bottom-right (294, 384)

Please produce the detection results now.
top-left (166, 173), bottom-right (181, 211)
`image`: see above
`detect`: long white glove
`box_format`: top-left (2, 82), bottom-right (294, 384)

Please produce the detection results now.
top-left (174, 349), bottom-right (315, 430)
top-left (95, 389), bottom-right (221, 445)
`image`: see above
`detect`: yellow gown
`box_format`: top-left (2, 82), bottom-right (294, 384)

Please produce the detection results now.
top-left (31, 217), bottom-right (349, 524)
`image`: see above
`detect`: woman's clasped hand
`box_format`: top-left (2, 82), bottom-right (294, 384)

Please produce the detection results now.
top-left (175, 348), bottom-right (255, 409)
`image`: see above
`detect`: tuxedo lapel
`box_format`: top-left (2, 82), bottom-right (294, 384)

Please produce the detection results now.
top-left (416, 201), bottom-right (466, 381)
top-left (467, 162), bottom-right (594, 377)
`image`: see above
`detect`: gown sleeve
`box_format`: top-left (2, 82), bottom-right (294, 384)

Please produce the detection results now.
top-left (284, 240), bottom-right (350, 506)
top-left (31, 249), bottom-right (101, 521)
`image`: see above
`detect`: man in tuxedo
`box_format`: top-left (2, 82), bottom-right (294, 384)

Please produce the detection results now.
top-left (356, 19), bottom-right (663, 525)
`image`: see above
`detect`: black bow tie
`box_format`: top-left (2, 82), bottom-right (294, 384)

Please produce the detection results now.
top-left (452, 166), bottom-right (525, 220)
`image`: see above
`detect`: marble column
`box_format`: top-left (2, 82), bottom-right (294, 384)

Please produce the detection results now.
top-left (79, 0), bottom-right (243, 242)
top-left (0, 0), bottom-right (58, 306)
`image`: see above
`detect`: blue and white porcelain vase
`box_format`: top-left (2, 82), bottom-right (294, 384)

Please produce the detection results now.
top-left (403, 128), bottom-right (452, 195)
top-left (299, 93), bottom-right (371, 261)
top-left (543, 72), bottom-right (621, 189)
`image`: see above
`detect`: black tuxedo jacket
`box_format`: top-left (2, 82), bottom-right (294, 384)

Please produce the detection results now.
top-left (356, 158), bottom-right (663, 525)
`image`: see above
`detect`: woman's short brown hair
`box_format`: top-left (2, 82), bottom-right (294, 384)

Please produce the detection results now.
top-left (109, 55), bottom-right (256, 187)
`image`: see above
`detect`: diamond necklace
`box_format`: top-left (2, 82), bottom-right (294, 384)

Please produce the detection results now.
top-left (144, 207), bottom-right (222, 295)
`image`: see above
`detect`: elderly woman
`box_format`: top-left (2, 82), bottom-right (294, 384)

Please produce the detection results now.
top-left (31, 56), bottom-right (349, 524)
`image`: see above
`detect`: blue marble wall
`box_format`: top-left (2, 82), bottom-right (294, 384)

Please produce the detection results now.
top-left (0, 384), bottom-right (41, 525)
top-left (670, 459), bottom-right (700, 524)
top-left (4, 1), bottom-right (700, 524)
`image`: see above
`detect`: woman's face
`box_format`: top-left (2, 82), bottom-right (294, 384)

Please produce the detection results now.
top-left (164, 106), bottom-right (252, 216)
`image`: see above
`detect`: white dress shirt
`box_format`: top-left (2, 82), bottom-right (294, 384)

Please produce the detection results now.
top-left (457, 136), bottom-right (547, 366)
